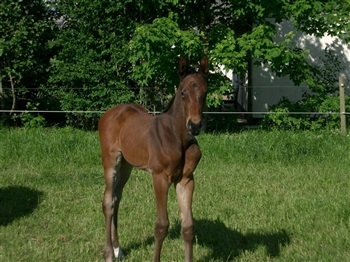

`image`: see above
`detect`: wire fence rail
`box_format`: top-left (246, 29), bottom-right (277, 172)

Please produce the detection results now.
top-left (0, 85), bottom-right (331, 90)
top-left (0, 110), bottom-right (349, 115)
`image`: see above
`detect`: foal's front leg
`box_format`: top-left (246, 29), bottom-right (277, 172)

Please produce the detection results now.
top-left (176, 143), bottom-right (202, 262)
top-left (176, 175), bottom-right (194, 262)
top-left (152, 174), bottom-right (171, 262)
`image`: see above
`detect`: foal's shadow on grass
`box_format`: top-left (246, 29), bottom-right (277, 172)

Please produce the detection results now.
top-left (169, 219), bottom-right (291, 260)
top-left (123, 218), bottom-right (290, 260)
top-left (0, 186), bottom-right (43, 226)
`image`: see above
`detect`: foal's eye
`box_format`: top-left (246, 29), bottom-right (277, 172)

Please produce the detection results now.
top-left (181, 90), bottom-right (186, 97)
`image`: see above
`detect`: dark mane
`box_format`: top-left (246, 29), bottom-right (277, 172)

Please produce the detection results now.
top-left (162, 95), bottom-right (175, 113)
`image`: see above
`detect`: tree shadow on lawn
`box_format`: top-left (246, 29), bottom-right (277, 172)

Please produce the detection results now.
top-left (0, 186), bottom-right (44, 226)
top-left (124, 218), bottom-right (290, 260)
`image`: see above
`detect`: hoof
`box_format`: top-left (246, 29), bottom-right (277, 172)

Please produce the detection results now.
top-left (114, 247), bottom-right (124, 260)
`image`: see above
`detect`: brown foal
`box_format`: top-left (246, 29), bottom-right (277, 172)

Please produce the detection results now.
top-left (98, 56), bottom-right (209, 262)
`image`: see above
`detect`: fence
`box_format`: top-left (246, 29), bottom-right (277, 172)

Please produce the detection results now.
top-left (1, 110), bottom-right (349, 116)
top-left (0, 75), bottom-right (348, 134)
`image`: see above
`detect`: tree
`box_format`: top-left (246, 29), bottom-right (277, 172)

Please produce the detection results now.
top-left (128, 0), bottom-right (349, 110)
top-left (50, 0), bottom-right (349, 129)
top-left (0, 0), bottom-right (56, 125)
top-left (49, 0), bottom-right (139, 128)
top-left (129, 16), bottom-right (204, 109)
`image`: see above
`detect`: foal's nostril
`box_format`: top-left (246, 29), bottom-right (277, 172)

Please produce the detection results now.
top-left (187, 120), bottom-right (202, 136)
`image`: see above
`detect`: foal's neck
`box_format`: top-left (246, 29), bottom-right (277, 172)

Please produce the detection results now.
top-left (161, 90), bottom-right (190, 143)
top-left (165, 87), bottom-right (185, 119)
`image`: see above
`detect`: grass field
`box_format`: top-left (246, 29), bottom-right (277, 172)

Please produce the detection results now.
top-left (1, 128), bottom-right (350, 261)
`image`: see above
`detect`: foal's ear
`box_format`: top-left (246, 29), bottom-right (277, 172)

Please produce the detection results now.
top-left (199, 56), bottom-right (209, 76)
top-left (179, 56), bottom-right (189, 77)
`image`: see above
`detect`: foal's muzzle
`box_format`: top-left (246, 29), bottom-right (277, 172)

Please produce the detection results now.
top-left (187, 120), bottom-right (202, 136)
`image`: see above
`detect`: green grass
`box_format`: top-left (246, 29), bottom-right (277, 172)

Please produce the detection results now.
top-left (1, 128), bottom-right (350, 261)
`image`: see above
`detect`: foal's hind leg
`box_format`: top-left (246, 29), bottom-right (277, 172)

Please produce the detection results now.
top-left (111, 158), bottom-right (132, 259)
top-left (102, 153), bottom-right (132, 261)
top-left (176, 143), bottom-right (202, 262)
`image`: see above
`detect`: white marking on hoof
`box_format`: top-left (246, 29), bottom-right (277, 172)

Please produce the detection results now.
top-left (114, 247), bottom-right (124, 259)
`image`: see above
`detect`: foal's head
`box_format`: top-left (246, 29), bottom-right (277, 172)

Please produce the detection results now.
top-left (178, 56), bottom-right (209, 136)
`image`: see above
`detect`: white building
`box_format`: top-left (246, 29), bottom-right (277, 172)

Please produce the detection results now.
top-left (247, 20), bottom-right (350, 118)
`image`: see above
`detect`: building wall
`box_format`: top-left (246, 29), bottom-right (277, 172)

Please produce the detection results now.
top-left (251, 20), bottom-right (350, 117)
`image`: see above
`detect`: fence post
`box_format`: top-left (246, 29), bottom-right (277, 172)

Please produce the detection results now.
top-left (339, 73), bottom-right (346, 136)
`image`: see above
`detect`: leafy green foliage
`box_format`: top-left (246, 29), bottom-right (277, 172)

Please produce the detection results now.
top-left (1, 0), bottom-right (349, 129)
top-left (263, 95), bottom-right (350, 131)
top-left (128, 17), bottom-right (203, 109)
top-left (0, 0), bottom-right (56, 124)
top-left (290, 0), bottom-right (350, 42)
top-left (19, 102), bottom-right (46, 128)
top-left (48, 0), bottom-right (137, 129)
